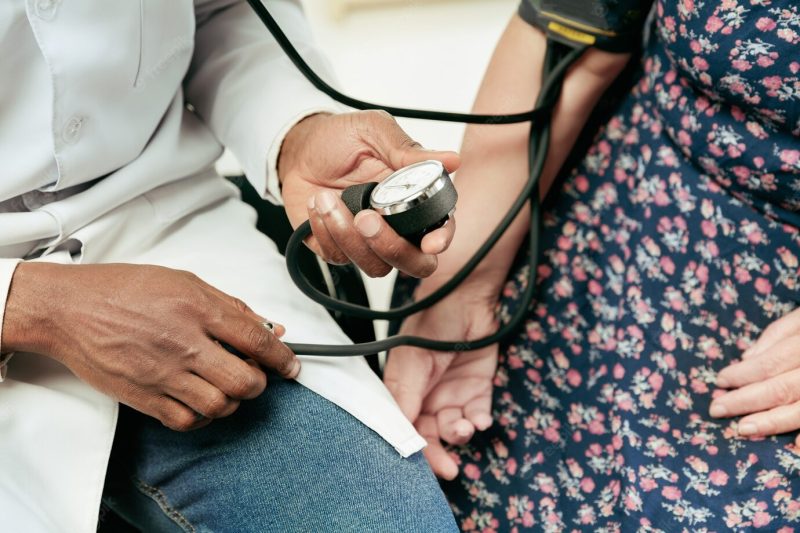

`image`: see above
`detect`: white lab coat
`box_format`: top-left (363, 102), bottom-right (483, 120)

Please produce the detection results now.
top-left (0, 1), bottom-right (425, 531)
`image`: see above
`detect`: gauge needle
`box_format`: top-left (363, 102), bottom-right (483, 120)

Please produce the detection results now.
top-left (382, 184), bottom-right (414, 190)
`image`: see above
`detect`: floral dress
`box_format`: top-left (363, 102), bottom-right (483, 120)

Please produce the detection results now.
top-left (410, 1), bottom-right (800, 531)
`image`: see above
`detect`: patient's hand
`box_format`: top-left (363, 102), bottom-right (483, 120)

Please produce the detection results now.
top-left (384, 281), bottom-right (498, 479)
top-left (277, 110), bottom-right (460, 278)
top-left (710, 307), bottom-right (800, 444)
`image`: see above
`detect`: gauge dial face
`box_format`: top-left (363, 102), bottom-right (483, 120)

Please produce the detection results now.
top-left (371, 160), bottom-right (445, 208)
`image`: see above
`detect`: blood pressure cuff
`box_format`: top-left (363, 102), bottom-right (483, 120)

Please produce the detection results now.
top-left (518, 0), bottom-right (654, 52)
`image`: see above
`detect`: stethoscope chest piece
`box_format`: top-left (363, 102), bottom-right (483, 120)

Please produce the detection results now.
top-left (341, 160), bottom-right (457, 245)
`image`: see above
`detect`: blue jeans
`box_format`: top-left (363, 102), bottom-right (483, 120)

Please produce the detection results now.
top-left (103, 376), bottom-right (457, 532)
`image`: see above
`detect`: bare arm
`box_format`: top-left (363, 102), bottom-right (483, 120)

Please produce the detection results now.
top-left (422, 15), bottom-right (631, 298)
top-left (384, 15), bottom-right (634, 479)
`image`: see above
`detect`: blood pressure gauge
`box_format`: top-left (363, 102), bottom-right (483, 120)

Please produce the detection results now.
top-left (341, 160), bottom-right (457, 245)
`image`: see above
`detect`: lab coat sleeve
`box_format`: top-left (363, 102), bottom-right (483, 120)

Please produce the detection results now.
top-left (186, 0), bottom-right (344, 204)
top-left (0, 259), bottom-right (22, 382)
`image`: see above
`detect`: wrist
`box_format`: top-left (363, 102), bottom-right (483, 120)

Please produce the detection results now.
top-left (416, 269), bottom-right (502, 309)
top-left (2, 262), bottom-right (64, 355)
top-left (276, 112), bottom-right (331, 186)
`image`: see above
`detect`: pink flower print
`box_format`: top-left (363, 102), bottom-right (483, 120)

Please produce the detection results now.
top-left (494, 440), bottom-right (509, 459)
top-left (756, 17), bottom-right (776, 31)
top-left (734, 266), bottom-right (752, 284)
top-left (756, 55), bottom-right (774, 67)
top-left (507, 354), bottom-right (524, 369)
top-left (752, 511), bottom-right (771, 528)
top-left (525, 368), bottom-right (541, 384)
top-left (692, 56), bottom-right (709, 71)
top-left (779, 149), bottom-right (800, 169)
top-left (640, 477), bottom-right (657, 492)
top-left (506, 458), bottom-right (517, 476)
top-left (543, 425), bottom-right (561, 443)
top-left (659, 256), bottom-right (676, 275)
top-left (706, 16), bottom-right (724, 33)
top-left (791, 61), bottom-right (800, 74)
top-left (648, 372), bottom-right (664, 393)
top-left (464, 463), bottom-right (481, 480)
top-left (727, 145), bottom-right (742, 158)
top-left (701, 219), bottom-right (718, 238)
top-left (777, 28), bottom-right (799, 44)
top-left (709, 470), bottom-right (729, 486)
top-left (580, 477), bottom-right (595, 493)
top-left (725, 507), bottom-right (742, 528)
top-left (762, 75), bottom-right (783, 91)
top-left (687, 456), bottom-right (709, 473)
top-left (778, 247), bottom-right (798, 268)
top-left (588, 419), bottom-right (605, 435)
top-left (521, 512), bottom-right (534, 528)
top-left (660, 332), bottom-right (677, 351)
top-left (754, 277), bottom-right (772, 294)
top-left (732, 58), bottom-right (753, 71)
top-left (662, 486), bottom-right (682, 500)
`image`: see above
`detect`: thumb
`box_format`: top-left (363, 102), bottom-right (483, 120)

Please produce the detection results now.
top-left (383, 346), bottom-right (435, 422)
top-left (367, 111), bottom-right (461, 173)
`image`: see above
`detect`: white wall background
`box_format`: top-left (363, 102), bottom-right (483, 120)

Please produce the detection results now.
top-left (219, 0), bottom-right (517, 333)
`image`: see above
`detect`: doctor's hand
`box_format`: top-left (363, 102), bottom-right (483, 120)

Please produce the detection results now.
top-left (710, 307), bottom-right (800, 444)
top-left (384, 280), bottom-right (499, 479)
top-left (277, 110), bottom-right (460, 278)
top-left (3, 263), bottom-right (300, 432)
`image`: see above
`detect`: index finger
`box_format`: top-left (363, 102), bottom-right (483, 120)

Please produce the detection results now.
top-left (710, 368), bottom-right (800, 419)
top-left (716, 335), bottom-right (800, 389)
top-left (208, 313), bottom-right (300, 380)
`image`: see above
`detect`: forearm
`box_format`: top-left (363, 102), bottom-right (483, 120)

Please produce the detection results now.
top-left (423, 15), bottom-right (630, 296)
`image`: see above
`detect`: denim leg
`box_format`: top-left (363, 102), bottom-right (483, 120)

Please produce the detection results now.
top-left (103, 376), bottom-right (457, 533)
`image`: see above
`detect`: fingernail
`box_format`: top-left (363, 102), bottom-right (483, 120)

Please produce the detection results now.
top-left (316, 191), bottom-right (336, 214)
top-left (715, 375), bottom-right (731, 388)
top-left (474, 413), bottom-right (493, 431)
top-left (455, 421), bottom-right (472, 438)
top-left (709, 403), bottom-right (728, 418)
top-left (288, 359), bottom-right (301, 379)
top-left (307, 195), bottom-right (315, 210)
top-left (738, 422), bottom-right (758, 436)
top-left (355, 212), bottom-right (381, 238)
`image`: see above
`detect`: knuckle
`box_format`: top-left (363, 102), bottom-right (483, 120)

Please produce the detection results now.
top-left (202, 390), bottom-right (230, 418)
top-left (176, 341), bottom-right (204, 367)
top-left (164, 409), bottom-right (197, 432)
top-left (380, 240), bottom-right (404, 263)
top-left (247, 325), bottom-right (275, 356)
top-left (772, 379), bottom-right (796, 405)
top-left (366, 109), bottom-right (392, 123)
top-left (399, 136), bottom-right (421, 150)
top-left (755, 356), bottom-right (778, 379)
top-left (230, 297), bottom-right (252, 315)
top-left (227, 371), bottom-right (262, 399)
top-left (364, 263), bottom-right (392, 278)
